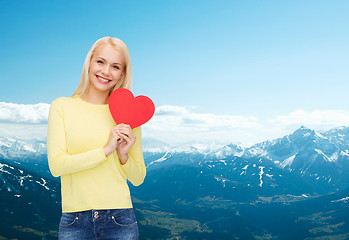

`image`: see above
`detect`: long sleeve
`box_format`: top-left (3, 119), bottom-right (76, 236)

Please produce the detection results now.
top-left (121, 126), bottom-right (146, 186)
top-left (47, 98), bottom-right (107, 177)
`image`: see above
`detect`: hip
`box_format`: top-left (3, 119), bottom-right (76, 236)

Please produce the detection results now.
top-left (59, 208), bottom-right (139, 240)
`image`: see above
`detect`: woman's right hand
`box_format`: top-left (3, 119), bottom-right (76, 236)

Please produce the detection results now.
top-left (103, 127), bottom-right (122, 156)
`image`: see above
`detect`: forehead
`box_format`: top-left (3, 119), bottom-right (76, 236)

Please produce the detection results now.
top-left (93, 43), bottom-right (124, 64)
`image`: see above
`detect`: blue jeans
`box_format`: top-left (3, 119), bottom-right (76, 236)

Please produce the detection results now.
top-left (58, 208), bottom-right (139, 240)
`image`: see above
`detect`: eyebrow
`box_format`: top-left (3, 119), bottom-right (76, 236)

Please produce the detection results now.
top-left (97, 57), bottom-right (122, 66)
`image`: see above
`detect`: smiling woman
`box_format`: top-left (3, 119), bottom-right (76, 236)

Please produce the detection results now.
top-left (73, 37), bottom-right (132, 102)
top-left (47, 37), bottom-right (145, 240)
top-left (88, 44), bottom-right (125, 92)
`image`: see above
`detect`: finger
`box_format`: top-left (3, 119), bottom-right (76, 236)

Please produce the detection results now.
top-left (115, 123), bottom-right (129, 128)
top-left (115, 124), bottom-right (132, 131)
top-left (118, 133), bottom-right (135, 144)
top-left (115, 129), bottom-right (130, 141)
top-left (116, 124), bottom-right (133, 133)
top-left (115, 126), bottom-right (132, 134)
top-left (117, 131), bottom-right (130, 140)
top-left (116, 132), bottom-right (134, 145)
top-left (114, 126), bottom-right (127, 134)
top-left (112, 130), bottom-right (122, 140)
top-left (117, 123), bottom-right (130, 128)
top-left (116, 128), bottom-right (134, 139)
top-left (116, 136), bottom-right (125, 146)
top-left (115, 129), bottom-right (129, 140)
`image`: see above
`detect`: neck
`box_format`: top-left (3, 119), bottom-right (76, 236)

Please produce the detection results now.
top-left (80, 89), bottom-right (109, 105)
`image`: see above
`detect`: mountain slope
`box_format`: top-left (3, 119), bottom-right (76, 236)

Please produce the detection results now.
top-left (0, 159), bottom-right (60, 239)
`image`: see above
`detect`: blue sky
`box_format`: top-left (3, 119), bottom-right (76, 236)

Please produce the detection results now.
top-left (1, 1), bottom-right (349, 145)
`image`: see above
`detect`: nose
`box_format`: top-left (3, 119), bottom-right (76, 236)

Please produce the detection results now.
top-left (101, 64), bottom-right (111, 76)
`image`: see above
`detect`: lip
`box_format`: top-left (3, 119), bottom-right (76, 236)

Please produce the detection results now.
top-left (96, 75), bottom-right (111, 84)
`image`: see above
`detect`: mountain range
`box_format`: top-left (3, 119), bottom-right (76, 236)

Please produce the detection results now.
top-left (1, 126), bottom-right (349, 239)
top-left (144, 126), bottom-right (349, 195)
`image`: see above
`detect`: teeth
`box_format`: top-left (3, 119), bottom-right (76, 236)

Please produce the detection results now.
top-left (97, 76), bottom-right (110, 83)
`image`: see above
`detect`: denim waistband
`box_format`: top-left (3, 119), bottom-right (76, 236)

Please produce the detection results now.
top-left (66, 208), bottom-right (133, 222)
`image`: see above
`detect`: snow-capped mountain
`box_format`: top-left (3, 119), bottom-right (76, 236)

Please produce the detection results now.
top-left (0, 136), bottom-right (47, 159)
top-left (0, 136), bottom-right (51, 179)
top-left (139, 126), bottom-right (349, 199)
top-left (2, 126), bottom-right (349, 192)
top-left (243, 126), bottom-right (349, 166)
top-left (238, 126), bottom-right (349, 190)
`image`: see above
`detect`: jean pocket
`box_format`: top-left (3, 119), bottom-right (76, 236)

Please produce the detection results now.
top-left (59, 212), bottom-right (79, 227)
top-left (111, 209), bottom-right (138, 228)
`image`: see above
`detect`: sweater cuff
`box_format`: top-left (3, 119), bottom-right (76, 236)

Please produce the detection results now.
top-left (120, 154), bottom-right (146, 186)
top-left (121, 154), bottom-right (134, 173)
top-left (98, 147), bottom-right (109, 160)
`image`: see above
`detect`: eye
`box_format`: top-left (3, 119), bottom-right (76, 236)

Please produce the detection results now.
top-left (97, 60), bottom-right (104, 64)
top-left (113, 65), bottom-right (120, 70)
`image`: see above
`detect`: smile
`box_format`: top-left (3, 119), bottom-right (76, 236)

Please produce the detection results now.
top-left (96, 75), bottom-right (112, 84)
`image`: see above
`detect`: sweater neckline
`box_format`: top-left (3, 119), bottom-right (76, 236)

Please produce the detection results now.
top-left (73, 95), bottom-right (109, 108)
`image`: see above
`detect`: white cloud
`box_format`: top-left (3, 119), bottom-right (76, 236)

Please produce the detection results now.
top-left (1, 101), bottom-right (349, 146)
top-left (0, 102), bottom-right (50, 124)
top-left (143, 105), bottom-right (263, 145)
top-left (155, 105), bottom-right (189, 116)
top-left (143, 108), bottom-right (349, 146)
top-left (269, 109), bottom-right (349, 130)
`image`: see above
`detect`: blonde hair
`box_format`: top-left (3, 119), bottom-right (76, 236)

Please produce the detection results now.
top-left (73, 37), bottom-right (132, 96)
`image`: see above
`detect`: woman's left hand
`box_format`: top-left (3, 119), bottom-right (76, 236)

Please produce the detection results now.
top-left (115, 124), bottom-right (136, 165)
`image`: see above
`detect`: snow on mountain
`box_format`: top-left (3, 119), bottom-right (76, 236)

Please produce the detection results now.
top-left (278, 154), bottom-right (296, 168)
top-left (143, 139), bottom-right (245, 158)
top-left (146, 151), bottom-right (172, 168)
top-left (206, 144), bottom-right (245, 158)
top-left (0, 136), bottom-right (46, 159)
top-left (142, 139), bottom-right (247, 170)
top-left (331, 196), bottom-right (349, 203)
top-left (241, 126), bottom-right (348, 168)
top-left (2, 126), bottom-right (349, 163)
top-left (2, 126), bottom-right (349, 190)
top-left (214, 126), bottom-right (349, 192)
top-left (323, 126), bottom-right (349, 146)
top-left (0, 135), bottom-right (247, 163)
top-left (0, 160), bottom-right (55, 197)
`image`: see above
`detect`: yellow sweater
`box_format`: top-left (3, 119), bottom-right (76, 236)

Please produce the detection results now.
top-left (47, 95), bottom-right (146, 213)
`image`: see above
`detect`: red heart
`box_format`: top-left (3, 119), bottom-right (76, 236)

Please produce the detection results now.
top-left (108, 88), bottom-right (155, 129)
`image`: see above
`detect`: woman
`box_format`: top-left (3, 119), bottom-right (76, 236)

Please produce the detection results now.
top-left (47, 36), bottom-right (146, 239)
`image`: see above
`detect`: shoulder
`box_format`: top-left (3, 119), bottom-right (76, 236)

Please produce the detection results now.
top-left (50, 96), bottom-right (76, 106)
top-left (51, 96), bottom-right (75, 104)
top-left (49, 96), bottom-right (77, 112)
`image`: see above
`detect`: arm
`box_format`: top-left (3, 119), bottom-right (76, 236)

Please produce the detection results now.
top-left (120, 127), bottom-right (147, 186)
top-left (46, 98), bottom-right (107, 177)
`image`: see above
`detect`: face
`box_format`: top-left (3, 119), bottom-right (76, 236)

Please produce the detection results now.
top-left (88, 43), bottom-right (125, 94)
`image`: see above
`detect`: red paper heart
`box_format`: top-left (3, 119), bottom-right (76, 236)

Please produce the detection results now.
top-left (108, 88), bottom-right (155, 129)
